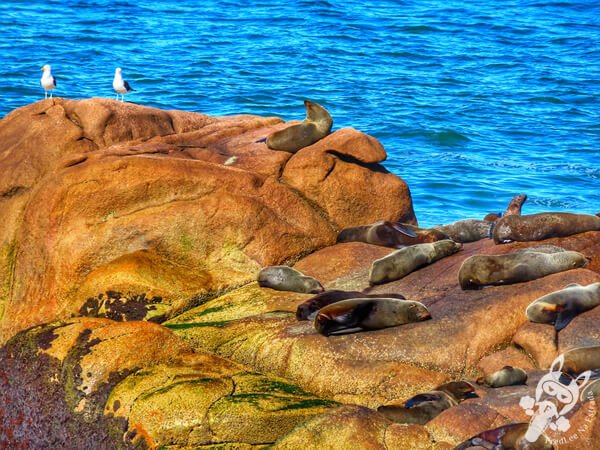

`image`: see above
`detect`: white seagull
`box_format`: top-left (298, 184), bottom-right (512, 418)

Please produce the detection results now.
top-left (40, 65), bottom-right (56, 99)
top-left (113, 67), bottom-right (134, 102)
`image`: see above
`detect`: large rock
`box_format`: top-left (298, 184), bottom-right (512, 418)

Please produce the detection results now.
top-left (0, 317), bottom-right (339, 449)
top-left (0, 99), bottom-right (416, 343)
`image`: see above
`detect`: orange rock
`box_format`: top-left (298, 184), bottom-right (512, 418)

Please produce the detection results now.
top-left (0, 100), bottom-right (415, 342)
top-left (477, 346), bottom-right (537, 375)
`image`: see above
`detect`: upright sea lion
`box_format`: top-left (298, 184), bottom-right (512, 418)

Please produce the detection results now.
top-left (526, 282), bottom-right (600, 331)
top-left (370, 240), bottom-right (462, 285)
top-left (377, 381), bottom-right (477, 425)
top-left (563, 345), bottom-right (600, 374)
top-left (455, 423), bottom-right (554, 450)
top-left (314, 298), bottom-right (431, 336)
top-left (458, 249), bottom-right (587, 290)
top-left (432, 219), bottom-right (492, 243)
top-left (485, 194), bottom-right (528, 235)
top-left (296, 290), bottom-right (406, 321)
top-left (257, 266), bottom-right (324, 294)
top-left (336, 220), bottom-right (417, 248)
top-left (493, 212), bottom-right (600, 244)
top-left (504, 193), bottom-right (528, 216)
top-left (265, 100), bottom-right (333, 152)
top-left (476, 366), bottom-right (528, 388)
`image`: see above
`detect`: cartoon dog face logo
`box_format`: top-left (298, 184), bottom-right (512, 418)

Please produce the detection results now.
top-left (519, 355), bottom-right (592, 443)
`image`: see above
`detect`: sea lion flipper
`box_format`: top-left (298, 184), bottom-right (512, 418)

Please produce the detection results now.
top-left (390, 222), bottom-right (418, 238)
top-left (555, 308), bottom-right (577, 331)
top-left (404, 393), bottom-right (440, 408)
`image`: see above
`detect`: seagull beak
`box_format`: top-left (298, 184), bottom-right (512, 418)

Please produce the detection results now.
top-left (40, 67), bottom-right (45, 71)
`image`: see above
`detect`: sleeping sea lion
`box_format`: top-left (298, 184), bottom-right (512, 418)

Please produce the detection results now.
top-left (314, 298), bottom-right (430, 336)
top-left (493, 212), bottom-right (600, 244)
top-left (336, 220), bottom-right (417, 248)
top-left (265, 100), bottom-right (333, 152)
top-left (337, 222), bottom-right (448, 248)
top-left (476, 366), bottom-right (528, 388)
top-left (432, 219), bottom-right (492, 243)
top-left (370, 240), bottom-right (462, 285)
top-left (455, 423), bottom-right (554, 450)
top-left (377, 381), bottom-right (477, 425)
top-left (563, 345), bottom-right (600, 374)
top-left (257, 266), bottom-right (324, 294)
top-left (526, 282), bottom-right (600, 331)
top-left (580, 378), bottom-right (600, 402)
top-left (296, 290), bottom-right (406, 321)
top-left (458, 249), bottom-right (587, 290)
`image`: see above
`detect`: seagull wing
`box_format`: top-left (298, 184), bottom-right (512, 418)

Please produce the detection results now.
top-left (124, 80), bottom-right (133, 91)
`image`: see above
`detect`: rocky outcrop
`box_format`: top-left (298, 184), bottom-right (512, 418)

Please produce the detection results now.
top-left (0, 99), bottom-right (415, 342)
top-left (0, 317), bottom-right (340, 448)
top-left (1, 99), bottom-right (599, 449)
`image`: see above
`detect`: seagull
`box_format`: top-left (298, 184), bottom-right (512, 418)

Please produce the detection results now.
top-left (40, 65), bottom-right (56, 99)
top-left (112, 67), bottom-right (134, 102)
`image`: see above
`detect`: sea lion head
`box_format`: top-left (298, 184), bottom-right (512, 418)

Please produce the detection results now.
top-left (304, 100), bottom-right (333, 132)
top-left (406, 301), bottom-right (432, 322)
top-left (300, 276), bottom-right (325, 294)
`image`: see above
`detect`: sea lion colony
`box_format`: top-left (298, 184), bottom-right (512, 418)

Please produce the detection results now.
top-left (255, 103), bottom-right (599, 441)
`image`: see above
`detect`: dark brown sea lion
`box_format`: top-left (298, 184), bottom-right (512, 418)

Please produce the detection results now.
top-left (476, 366), bottom-right (528, 388)
top-left (314, 298), bottom-right (430, 336)
top-left (377, 381), bottom-right (477, 425)
top-left (504, 193), bottom-right (528, 216)
top-left (257, 266), bottom-right (324, 294)
top-left (296, 290), bottom-right (406, 321)
top-left (493, 212), bottom-right (600, 244)
top-left (370, 240), bottom-right (462, 285)
top-left (336, 220), bottom-right (417, 248)
top-left (455, 423), bottom-right (554, 450)
top-left (458, 249), bottom-right (587, 290)
top-left (265, 100), bottom-right (333, 152)
top-left (563, 345), bottom-right (600, 374)
top-left (337, 221), bottom-right (448, 248)
top-left (526, 282), bottom-right (600, 331)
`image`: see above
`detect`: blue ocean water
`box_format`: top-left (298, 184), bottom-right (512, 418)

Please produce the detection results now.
top-left (1, 0), bottom-right (598, 227)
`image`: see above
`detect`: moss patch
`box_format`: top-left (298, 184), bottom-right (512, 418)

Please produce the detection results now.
top-left (79, 290), bottom-right (166, 322)
top-left (163, 321), bottom-right (231, 330)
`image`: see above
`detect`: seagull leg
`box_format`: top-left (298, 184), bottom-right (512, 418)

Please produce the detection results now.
top-left (45, 91), bottom-right (47, 99)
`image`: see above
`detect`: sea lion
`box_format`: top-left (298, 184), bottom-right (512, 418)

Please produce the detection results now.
top-left (476, 366), bottom-right (528, 388)
top-left (296, 290), bottom-right (406, 321)
top-left (455, 423), bottom-right (554, 450)
top-left (493, 212), bottom-right (600, 244)
top-left (336, 220), bottom-right (417, 248)
top-left (377, 381), bottom-right (477, 425)
top-left (370, 240), bottom-right (462, 285)
top-left (265, 100), bottom-right (333, 152)
top-left (314, 298), bottom-right (430, 336)
top-left (432, 219), bottom-right (492, 243)
top-left (337, 222), bottom-right (448, 248)
top-left (458, 249), bottom-right (587, 290)
top-left (526, 282), bottom-right (600, 331)
top-left (563, 345), bottom-right (600, 374)
top-left (257, 266), bottom-right (324, 294)
top-left (504, 193), bottom-right (528, 216)
top-left (580, 378), bottom-right (600, 402)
